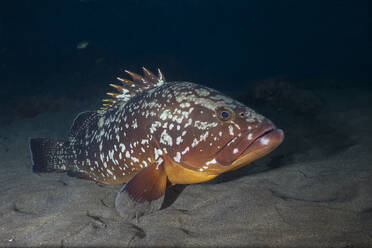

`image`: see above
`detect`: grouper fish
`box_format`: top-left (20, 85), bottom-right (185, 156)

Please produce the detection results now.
top-left (30, 67), bottom-right (284, 218)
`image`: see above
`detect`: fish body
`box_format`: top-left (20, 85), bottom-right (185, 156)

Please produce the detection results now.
top-left (30, 68), bottom-right (284, 217)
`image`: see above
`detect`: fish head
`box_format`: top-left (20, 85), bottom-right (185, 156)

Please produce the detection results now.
top-left (153, 82), bottom-right (284, 181)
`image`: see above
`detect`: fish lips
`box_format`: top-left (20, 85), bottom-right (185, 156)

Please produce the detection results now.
top-left (215, 121), bottom-right (284, 167)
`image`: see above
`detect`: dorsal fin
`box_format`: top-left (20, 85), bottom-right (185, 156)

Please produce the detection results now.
top-left (69, 111), bottom-right (99, 141)
top-left (98, 67), bottom-right (165, 112)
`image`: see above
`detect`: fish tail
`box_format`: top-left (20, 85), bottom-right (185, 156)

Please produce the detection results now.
top-left (29, 138), bottom-right (72, 173)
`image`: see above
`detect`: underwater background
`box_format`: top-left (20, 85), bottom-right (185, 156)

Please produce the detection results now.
top-left (0, 0), bottom-right (371, 247)
top-left (0, 0), bottom-right (369, 109)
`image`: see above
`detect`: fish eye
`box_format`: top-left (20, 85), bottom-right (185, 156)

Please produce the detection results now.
top-left (239, 112), bottom-right (245, 117)
top-left (221, 111), bottom-right (229, 118)
top-left (217, 107), bottom-right (233, 121)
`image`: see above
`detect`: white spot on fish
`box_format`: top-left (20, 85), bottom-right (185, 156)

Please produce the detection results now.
top-left (176, 136), bottom-right (183, 145)
top-left (109, 150), bottom-right (114, 161)
top-left (160, 109), bottom-right (171, 120)
top-left (184, 118), bottom-right (192, 128)
top-left (98, 117), bottom-right (104, 128)
top-left (191, 138), bottom-right (199, 148)
top-left (181, 146), bottom-right (190, 155)
top-left (195, 88), bottom-right (210, 96)
top-left (260, 137), bottom-right (270, 145)
top-left (160, 129), bottom-right (173, 146)
top-left (174, 152), bottom-right (181, 163)
top-left (119, 143), bottom-right (125, 152)
top-left (206, 158), bottom-right (217, 165)
top-left (131, 156), bottom-right (139, 162)
top-left (131, 119), bottom-right (138, 129)
top-left (194, 120), bottom-right (218, 130)
top-left (229, 125), bottom-right (234, 136)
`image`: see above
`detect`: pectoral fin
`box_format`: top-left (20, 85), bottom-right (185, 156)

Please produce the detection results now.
top-left (115, 161), bottom-right (167, 219)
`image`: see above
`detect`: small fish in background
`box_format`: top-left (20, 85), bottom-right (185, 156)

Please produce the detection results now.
top-left (76, 41), bottom-right (89, 50)
top-left (29, 67), bottom-right (284, 218)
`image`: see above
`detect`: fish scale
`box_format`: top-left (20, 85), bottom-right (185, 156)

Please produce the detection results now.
top-left (30, 67), bottom-right (284, 218)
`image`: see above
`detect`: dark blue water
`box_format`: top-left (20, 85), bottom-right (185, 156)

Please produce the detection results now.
top-left (0, 0), bottom-right (370, 101)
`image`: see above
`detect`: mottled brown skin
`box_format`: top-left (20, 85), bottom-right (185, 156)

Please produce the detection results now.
top-left (30, 68), bottom-right (284, 217)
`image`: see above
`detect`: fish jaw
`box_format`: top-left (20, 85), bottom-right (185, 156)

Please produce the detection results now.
top-left (167, 121), bottom-right (284, 179)
top-left (215, 119), bottom-right (284, 170)
top-left (230, 128), bottom-right (284, 170)
top-left (164, 156), bottom-right (218, 184)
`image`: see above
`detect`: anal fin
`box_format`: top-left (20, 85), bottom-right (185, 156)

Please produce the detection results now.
top-left (115, 161), bottom-right (167, 219)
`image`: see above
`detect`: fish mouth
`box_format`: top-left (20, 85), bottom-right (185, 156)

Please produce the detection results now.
top-left (215, 120), bottom-right (284, 168)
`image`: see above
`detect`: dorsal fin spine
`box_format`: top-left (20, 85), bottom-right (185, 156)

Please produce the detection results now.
top-left (99, 67), bottom-right (165, 112)
top-left (109, 84), bottom-right (124, 92)
top-left (106, 92), bottom-right (119, 96)
top-left (142, 67), bottom-right (158, 82)
top-left (117, 77), bottom-right (131, 84)
top-left (157, 68), bottom-right (165, 83)
top-left (125, 70), bottom-right (145, 83)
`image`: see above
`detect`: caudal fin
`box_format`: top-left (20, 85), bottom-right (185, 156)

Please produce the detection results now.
top-left (29, 138), bottom-right (71, 173)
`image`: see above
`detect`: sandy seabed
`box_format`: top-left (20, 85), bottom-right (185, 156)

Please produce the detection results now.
top-left (0, 84), bottom-right (371, 247)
